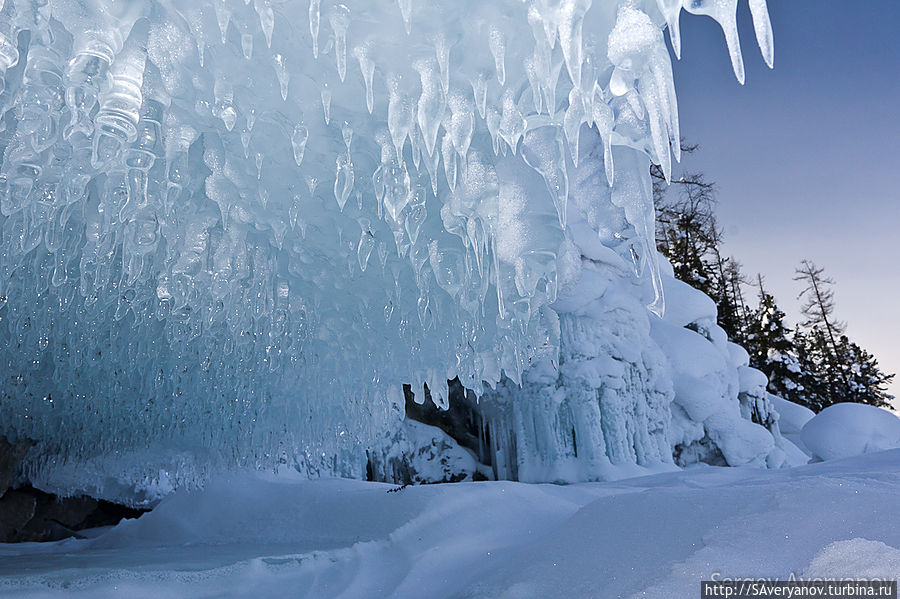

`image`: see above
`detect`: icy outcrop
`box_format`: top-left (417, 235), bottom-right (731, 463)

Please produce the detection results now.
top-left (367, 419), bottom-right (480, 484)
top-left (0, 0), bottom-right (776, 495)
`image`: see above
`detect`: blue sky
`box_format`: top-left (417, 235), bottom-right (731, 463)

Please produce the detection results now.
top-left (667, 0), bottom-right (900, 405)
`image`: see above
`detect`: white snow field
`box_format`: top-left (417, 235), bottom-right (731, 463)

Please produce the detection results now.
top-left (2, 449), bottom-right (899, 598)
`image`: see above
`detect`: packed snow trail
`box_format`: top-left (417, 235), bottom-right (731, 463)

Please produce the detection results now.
top-left (1, 450), bottom-right (898, 598)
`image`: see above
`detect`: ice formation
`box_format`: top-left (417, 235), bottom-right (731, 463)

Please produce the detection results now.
top-left (0, 0), bottom-right (777, 495)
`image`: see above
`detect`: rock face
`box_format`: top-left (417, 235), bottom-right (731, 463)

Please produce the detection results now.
top-left (0, 437), bottom-right (147, 542)
top-left (0, 438), bottom-right (33, 498)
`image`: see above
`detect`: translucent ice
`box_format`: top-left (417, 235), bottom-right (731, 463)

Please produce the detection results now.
top-left (0, 0), bottom-right (774, 492)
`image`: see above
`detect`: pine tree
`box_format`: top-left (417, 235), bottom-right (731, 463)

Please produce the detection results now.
top-left (790, 326), bottom-right (833, 411)
top-left (709, 254), bottom-right (748, 345)
top-left (653, 169), bottom-right (718, 297)
top-left (834, 334), bottom-right (895, 408)
top-left (745, 280), bottom-right (807, 405)
top-left (651, 146), bottom-right (750, 341)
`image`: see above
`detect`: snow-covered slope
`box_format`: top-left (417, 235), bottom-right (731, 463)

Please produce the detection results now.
top-left (2, 450), bottom-right (899, 598)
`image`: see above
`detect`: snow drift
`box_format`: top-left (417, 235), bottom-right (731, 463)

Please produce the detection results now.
top-left (0, 0), bottom-right (782, 498)
top-left (3, 450), bottom-right (900, 597)
top-left (801, 403), bottom-right (900, 462)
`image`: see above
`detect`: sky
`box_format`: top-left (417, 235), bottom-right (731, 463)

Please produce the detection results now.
top-left (667, 1), bottom-right (900, 406)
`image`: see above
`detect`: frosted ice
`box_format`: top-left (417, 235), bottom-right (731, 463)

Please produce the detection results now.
top-left (0, 0), bottom-right (774, 492)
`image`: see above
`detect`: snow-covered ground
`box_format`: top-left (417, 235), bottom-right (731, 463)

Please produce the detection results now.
top-left (2, 449), bottom-right (899, 598)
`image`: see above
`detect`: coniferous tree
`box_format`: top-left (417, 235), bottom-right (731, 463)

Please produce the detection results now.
top-left (652, 155), bottom-right (896, 413)
top-left (745, 280), bottom-right (806, 405)
top-left (653, 169), bottom-right (718, 297)
top-left (793, 261), bottom-right (851, 402)
top-left (792, 262), bottom-right (895, 410)
top-left (651, 145), bottom-right (749, 341)
top-left (709, 254), bottom-right (749, 345)
top-left (786, 328), bottom-right (828, 411)
top-left (834, 335), bottom-right (895, 408)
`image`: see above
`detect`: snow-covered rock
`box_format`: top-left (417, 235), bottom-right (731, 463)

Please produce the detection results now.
top-left (368, 420), bottom-right (479, 484)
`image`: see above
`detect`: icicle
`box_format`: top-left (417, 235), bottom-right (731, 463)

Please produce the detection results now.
top-left (521, 126), bottom-right (568, 228)
top-left (342, 121), bottom-right (353, 155)
top-left (591, 87), bottom-right (615, 186)
top-left (273, 54), bottom-right (289, 101)
top-left (353, 45), bottom-right (375, 114)
top-left (434, 34), bottom-right (450, 94)
top-left (329, 5), bottom-right (351, 83)
top-left (291, 123), bottom-right (309, 167)
top-left (215, 2), bottom-right (232, 44)
top-left (441, 134), bottom-right (457, 192)
top-left (498, 91), bottom-right (525, 154)
top-left (387, 76), bottom-right (412, 160)
top-left (656, 0), bottom-right (683, 58)
top-left (447, 93), bottom-right (474, 159)
top-left (414, 58), bottom-right (443, 157)
top-left (471, 73), bottom-right (488, 119)
top-left (563, 87), bottom-right (585, 166)
top-left (214, 76), bottom-right (236, 131)
top-left (489, 27), bottom-right (506, 86)
top-left (405, 188), bottom-right (427, 245)
top-left (321, 84), bottom-right (332, 124)
top-left (255, 0), bottom-right (275, 48)
top-left (397, 0), bottom-right (412, 34)
top-left (749, 0), bottom-right (774, 68)
top-left (684, 0), bottom-right (744, 84)
top-left (557, 0), bottom-right (591, 89)
top-left (309, 0), bottom-right (321, 58)
top-left (357, 219), bottom-right (375, 271)
top-left (92, 27), bottom-right (148, 169)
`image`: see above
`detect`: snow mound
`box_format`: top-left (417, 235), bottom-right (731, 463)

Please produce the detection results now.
top-left (769, 394), bottom-right (815, 435)
top-left (803, 538), bottom-right (900, 579)
top-left (801, 403), bottom-right (900, 461)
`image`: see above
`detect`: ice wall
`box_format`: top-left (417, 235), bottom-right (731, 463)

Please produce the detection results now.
top-left (468, 133), bottom-right (786, 482)
top-left (0, 0), bottom-right (775, 496)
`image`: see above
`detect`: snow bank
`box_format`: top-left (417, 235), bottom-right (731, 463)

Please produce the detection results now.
top-left (803, 538), bottom-right (900, 579)
top-left (2, 450), bottom-right (899, 598)
top-left (801, 403), bottom-right (900, 461)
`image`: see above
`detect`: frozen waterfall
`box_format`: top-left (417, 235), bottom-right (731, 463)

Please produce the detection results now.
top-left (0, 0), bottom-right (780, 499)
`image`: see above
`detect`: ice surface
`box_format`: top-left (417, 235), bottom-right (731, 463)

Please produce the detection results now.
top-left (0, 0), bottom-right (774, 493)
top-left (800, 403), bottom-right (900, 462)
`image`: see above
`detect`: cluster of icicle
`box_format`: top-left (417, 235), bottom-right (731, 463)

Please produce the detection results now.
top-left (0, 0), bottom-right (772, 484)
